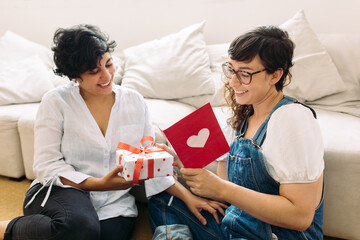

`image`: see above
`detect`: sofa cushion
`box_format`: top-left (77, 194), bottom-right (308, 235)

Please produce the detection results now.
top-left (177, 43), bottom-right (230, 108)
top-left (18, 105), bottom-right (39, 180)
top-left (121, 21), bottom-right (214, 99)
top-left (0, 103), bottom-right (39, 178)
top-left (177, 71), bottom-right (225, 108)
top-left (280, 10), bottom-right (346, 102)
top-left (0, 55), bottom-right (54, 106)
top-left (212, 106), bottom-right (232, 130)
top-left (145, 98), bottom-right (196, 144)
top-left (315, 108), bottom-right (360, 153)
top-left (317, 34), bottom-right (360, 89)
top-left (314, 107), bottom-right (360, 239)
top-left (206, 43), bottom-right (230, 73)
top-left (0, 31), bottom-right (53, 69)
top-left (307, 34), bottom-right (360, 118)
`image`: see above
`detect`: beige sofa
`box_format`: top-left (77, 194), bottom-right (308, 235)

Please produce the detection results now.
top-left (0, 7), bottom-right (360, 240)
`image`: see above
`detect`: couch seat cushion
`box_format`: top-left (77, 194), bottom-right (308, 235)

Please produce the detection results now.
top-left (0, 103), bottom-right (39, 178)
top-left (145, 99), bottom-right (196, 144)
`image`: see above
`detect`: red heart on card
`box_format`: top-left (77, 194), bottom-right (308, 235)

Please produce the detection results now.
top-left (186, 128), bottom-right (210, 148)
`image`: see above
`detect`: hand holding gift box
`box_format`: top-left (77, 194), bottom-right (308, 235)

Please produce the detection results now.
top-left (117, 136), bottom-right (174, 184)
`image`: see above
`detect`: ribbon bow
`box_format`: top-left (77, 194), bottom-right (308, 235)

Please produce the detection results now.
top-left (118, 136), bottom-right (156, 155)
top-left (117, 136), bottom-right (164, 184)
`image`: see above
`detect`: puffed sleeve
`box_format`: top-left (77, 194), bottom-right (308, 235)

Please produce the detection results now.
top-left (262, 104), bottom-right (324, 183)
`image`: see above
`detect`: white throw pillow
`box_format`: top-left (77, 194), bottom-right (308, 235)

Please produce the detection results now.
top-left (0, 31), bottom-right (53, 69)
top-left (178, 72), bottom-right (226, 108)
top-left (206, 43), bottom-right (230, 73)
top-left (317, 33), bottom-right (360, 90)
top-left (48, 69), bottom-right (69, 88)
top-left (280, 10), bottom-right (346, 102)
top-left (305, 34), bottom-right (360, 118)
top-left (121, 21), bottom-right (214, 99)
top-left (177, 43), bottom-right (230, 108)
top-left (112, 53), bottom-right (125, 85)
top-left (0, 55), bottom-right (54, 105)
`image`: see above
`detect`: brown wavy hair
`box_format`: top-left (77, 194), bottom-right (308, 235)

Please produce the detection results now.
top-left (224, 26), bottom-right (295, 131)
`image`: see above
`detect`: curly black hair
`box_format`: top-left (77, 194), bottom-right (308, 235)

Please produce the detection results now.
top-left (52, 24), bottom-right (117, 79)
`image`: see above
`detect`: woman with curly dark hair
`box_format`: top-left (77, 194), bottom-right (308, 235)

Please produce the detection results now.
top-left (1, 24), bottom-right (174, 240)
top-left (149, 26), bottom-right (324, 240)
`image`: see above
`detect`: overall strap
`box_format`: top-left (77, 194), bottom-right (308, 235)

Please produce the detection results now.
top-left (235, 109), bottom-right (253, 138)
top-left (277, 96), bottom-right (317, 118)
top-left (294, 101), bottom-right (317, 118)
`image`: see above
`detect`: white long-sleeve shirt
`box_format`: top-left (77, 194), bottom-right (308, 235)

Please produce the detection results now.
top-left (31, 82), bottom-right (174, 220)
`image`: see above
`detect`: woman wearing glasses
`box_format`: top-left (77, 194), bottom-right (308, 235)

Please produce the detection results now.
top-left (149, 26), bottom-right (324, 240)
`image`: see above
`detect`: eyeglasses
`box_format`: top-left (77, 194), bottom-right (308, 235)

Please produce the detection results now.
top-left (222, 62), bottom-right (267, 85)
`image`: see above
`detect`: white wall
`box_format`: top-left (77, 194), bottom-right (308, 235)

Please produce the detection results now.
top-left (0, 0), bottom-right (359, 50)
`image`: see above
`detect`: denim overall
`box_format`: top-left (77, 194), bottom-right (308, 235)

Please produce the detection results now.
top-left (222, 96), bottom-right (324, 240)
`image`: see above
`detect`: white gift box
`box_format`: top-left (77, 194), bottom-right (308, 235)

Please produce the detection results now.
top-left (116, 148), bottom-right (174, 182)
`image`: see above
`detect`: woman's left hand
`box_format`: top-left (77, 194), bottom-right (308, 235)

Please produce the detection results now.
top-left (156, 143), bottom-right (184, 169)
top-left (181, 168), bottom-right (226, 201)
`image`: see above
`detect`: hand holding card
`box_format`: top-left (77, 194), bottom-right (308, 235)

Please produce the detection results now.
top-left (161, 103), bottom-right (230, 168)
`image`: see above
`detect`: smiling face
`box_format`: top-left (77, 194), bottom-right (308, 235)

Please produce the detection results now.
top-left (228, 55), bottom-right (278, 106)
top-left (224, 26), bottom-right (293, 131)
top-left (77, 52), bottom-right (115, 98)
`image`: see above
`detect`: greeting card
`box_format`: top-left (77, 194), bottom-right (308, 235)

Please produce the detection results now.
top-left (161, 103), bottom-right (230, 168)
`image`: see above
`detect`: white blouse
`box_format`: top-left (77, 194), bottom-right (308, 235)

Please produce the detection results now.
top-left (220, 103), bottom-right (324, 184)
top-left (31, 82), bottom-right (174, 220)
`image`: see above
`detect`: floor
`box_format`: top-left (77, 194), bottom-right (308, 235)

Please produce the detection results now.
top-left (0, 176), bottom-right (153, 240)
top-left (0, 176), bottom-right (345, 239)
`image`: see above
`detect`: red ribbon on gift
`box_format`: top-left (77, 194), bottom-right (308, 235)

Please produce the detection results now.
top-left (117, 136), bottom-right (163, 184)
